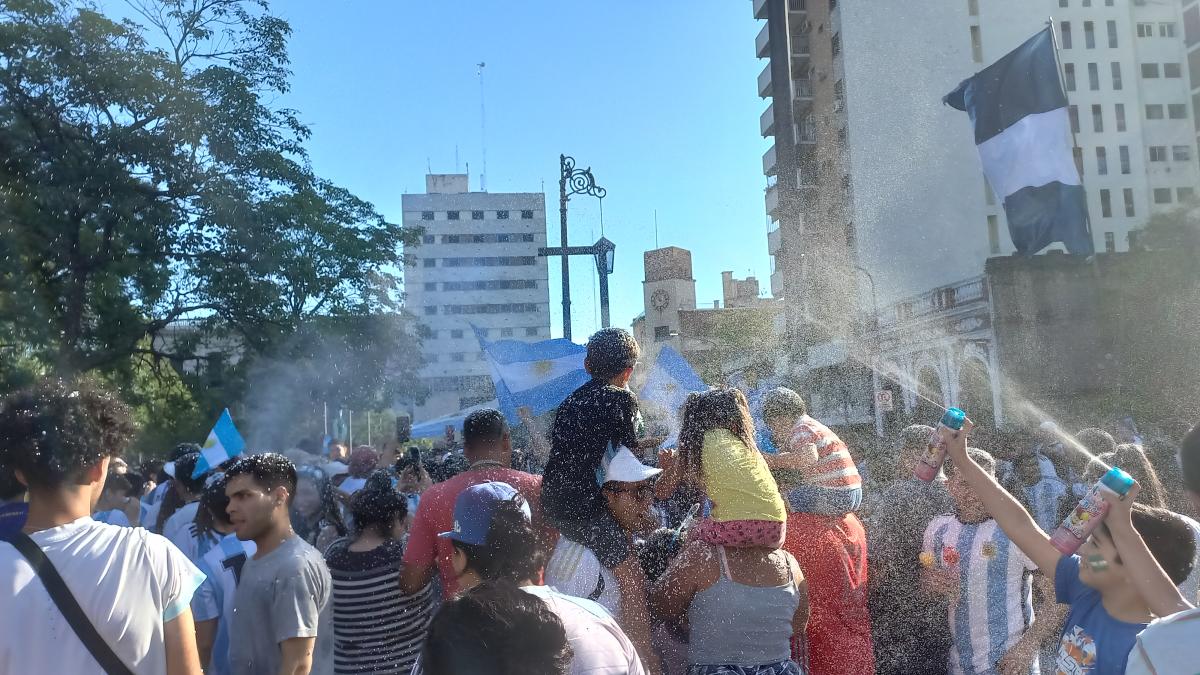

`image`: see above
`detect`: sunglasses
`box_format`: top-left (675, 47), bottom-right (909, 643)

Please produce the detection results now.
top-left (603, 484), bottom-right (655, 500)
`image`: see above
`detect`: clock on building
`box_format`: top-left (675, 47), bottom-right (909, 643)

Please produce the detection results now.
top-left (651, 289), bottom-right (670, 312)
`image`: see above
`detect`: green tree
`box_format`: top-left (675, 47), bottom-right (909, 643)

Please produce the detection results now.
top-left (0, 0), bottom-right (417, 384)
top-left (1132, 199), bottom-right (1200, 250)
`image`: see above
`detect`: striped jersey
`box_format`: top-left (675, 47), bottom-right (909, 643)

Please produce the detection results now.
top-left (923, 515), bottom-right (1039, 675)
top-left (1024, 476), bottom-right (1068, 532)
top-left (545, 536), bottom-right (620, 618)
top-left (325, 538), bottom-right (433, 675)
top-left (192, 533), bottom-right (256, 675)
top-left (784, 416), bottom-right (862, 515)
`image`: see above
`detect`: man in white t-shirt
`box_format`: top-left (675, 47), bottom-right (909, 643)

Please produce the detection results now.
top-left (544, 446), bottom-right (662, 619)
top-left (0, 379), bottom-right (206, 674)
top-left (1125, 422), bottom-right (1200, 675)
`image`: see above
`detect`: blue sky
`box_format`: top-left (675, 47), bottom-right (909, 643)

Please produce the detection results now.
top-left (274, 1), bottom-right (773, 339)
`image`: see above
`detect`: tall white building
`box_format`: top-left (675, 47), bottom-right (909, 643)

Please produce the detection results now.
top-left (402, 174), bottom-right (550, 421)
top-left (754, 0), bottom-right (1200, 317)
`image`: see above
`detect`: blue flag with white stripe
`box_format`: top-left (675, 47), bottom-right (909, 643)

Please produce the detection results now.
top-left (639, 346), bottom-right (706, 448)
top-left (194, 409), bottom-right (246, 478)
top-left (945, 27), bottom-right (1094, 256)
top-left (474, 326), bottom-right (590, 423)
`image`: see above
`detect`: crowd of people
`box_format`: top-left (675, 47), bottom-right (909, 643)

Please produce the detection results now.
top-left (1, 327), bottom-right (1198, 674)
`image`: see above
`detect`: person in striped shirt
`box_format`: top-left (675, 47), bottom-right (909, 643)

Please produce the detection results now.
top-left (761, 388), bottom-right (873, 675)
top-left (922, 447), bottom-right (1062, 675)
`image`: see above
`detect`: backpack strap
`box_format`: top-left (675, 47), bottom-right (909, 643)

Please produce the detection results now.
top-left (3, 531), bottom-right (136, 675)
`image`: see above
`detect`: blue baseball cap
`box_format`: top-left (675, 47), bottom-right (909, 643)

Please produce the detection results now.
top-left (438, 481), bottom-right (531, 546)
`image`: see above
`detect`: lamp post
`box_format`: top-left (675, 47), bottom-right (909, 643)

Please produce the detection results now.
top-left (539, 236), bottom-right (617, 334)
top-left (551, 155), bottom-right (606, 341)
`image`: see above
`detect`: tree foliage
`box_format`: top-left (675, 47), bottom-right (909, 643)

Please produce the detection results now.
top-left (0, 0), bottom-right (418, 382)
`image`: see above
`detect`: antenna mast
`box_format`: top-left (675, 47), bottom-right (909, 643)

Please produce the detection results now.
top-left (477, 61), bottom-right (488, 192)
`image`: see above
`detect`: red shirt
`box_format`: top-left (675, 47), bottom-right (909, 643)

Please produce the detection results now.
top-left (401, 466), bottom-right (556, 597)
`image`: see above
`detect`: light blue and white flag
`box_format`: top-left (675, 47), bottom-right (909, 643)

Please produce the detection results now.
top-left (945, 27), bottom-right (1093, 256)
top-left (474, 326), bottom-right (590, 422)
top-left (639, 346), bottom-right (706, 447)
top-left (194, 409), bottom-right (247, 478)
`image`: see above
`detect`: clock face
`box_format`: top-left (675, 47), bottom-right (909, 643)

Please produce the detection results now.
top-left (651, 289), bottom-right (670, 312)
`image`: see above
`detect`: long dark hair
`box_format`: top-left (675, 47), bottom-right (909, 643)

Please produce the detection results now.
top-left (677, 387), bottom-right (758, 484)
top-left (350, 470), bottom-right (408, 538)
top-left (290, 466), bottom-right (347, 542)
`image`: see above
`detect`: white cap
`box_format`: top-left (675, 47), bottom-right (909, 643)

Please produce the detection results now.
top-left (598, 445), bottom-right (662, 485)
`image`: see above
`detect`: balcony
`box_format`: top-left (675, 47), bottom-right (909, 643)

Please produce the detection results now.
top-left (758, 62), bottom-right (773, 98)
top-left (788, 0), bottom-right (807, 12)
top-left (771, 268), bottom-right (785, 299)
top-left (797, 123), bottom-right (816, 144)
top-left (763, 145), bottom-right (778, 176)
top-left (791, 36), bottom-right (810, 58)
top-left (754, 0), bottom-right (768, 20)
top-left (793, 79), bottom-right (813, 99)
top-left (760, 103), bottom-right (775, 137)
top-left (765, 183), bottom-right (780, 218)
top-left (768, 225), bottom-right (782, 255)
top-left (756, 23), bottom-right (771, 58)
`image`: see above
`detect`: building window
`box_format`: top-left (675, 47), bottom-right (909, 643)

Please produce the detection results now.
top-left (1124, 188), bottom-right (1135, 216)
top-left (1150, 145), bottom-right (1168, 161)
top-left (1115, 104), bottom-right (1126, 132)
top-left (1084, 21), bottom-right (1095, 49)
top-left (451, 353), bottom-right (465, 363)
top-left (654, 326), bottom-right (672, 342)
top-left (447, 210), bottom-right (460, 220)
top-left (422, 234), bottom-right (435, 244)
top-left (969, 26), bottom-right (982, 63)
top-left (1058, 0), bottom-right (1067, 6)
top-left (1142, 63), bottom-right (1160, 79)
top-left (987, 215), bottom-right (1000, 254)
top-left (427, 354), bottom-right (438, 363)
top-left (968, 0), bottom-right (978, 16)
top-left (520, 210), bottom-right (534, 219)
top-left (1088, 63), bottom-right (1099, 90)
top-left (1069, 105), bottom-right (1080, 133)
top-left (424, 306), bottom-right (437, 316)
top-left (1092, 104), bottom-right (1103, 132)
top-left (525, 327), bottom-right (539, 337)
top-left (1100, 189), bottom-right (1112, 217)
top-left (1107, 20), bottom-right (1117, 48)
top-left (1173, 145), bottom-right (1192, 161)
top-left (1111, 62), bottom-right (1122, 90)
top-left (451, 329), bottom-right (464, 339)
top-left (832, 32), bottom-right (841, 57)
top-left (496, 210), bottom-right (509, 219)
top-left (501, 327), bottom-right (514, 337)
top-left (1146, 104), bottom-right (1164, 120)
top-left (1062, 22), bottom-right (1072, 49)
top-left (423, 258), bottom-right (436, 268)
top-left (1164, 63), bottom-right (1183, 79)
top-left (424, 282), bottom-right (437, 291)
top-left (1096, 147), bottom-right (1108, 175)
top-left (1120, 145), bottom-right (1131, 174)
top-left (1137, 23), bottom-right (1154, 38)
top-left (1104, 0), bottom-right (1112, 5)
top-left (1064, 63), bottom-right (1076, 91)
top-left (497, 234), bottom-right (511, 243)
top-left (522, 233), bottom-right (535, 242)
top-left (1169, 103), bottom-right (1187, 119)
top-left (472, 210), bottom-right (484, 220)
top-left (1179, 187), bottom-right (1196, 202)
top-left (1073, 146), bottom-right (1084, 174)
top-left (472, 234), bottom-right (486, 243)
top-left (1104, 232), bottom-right (1116, 252)
top-left (421, 211), bottom-right (434, 221)
top-left (1154, 188), bottom-right (1173, 204)
top-left (1160, 22), bottom-right (1177, 38)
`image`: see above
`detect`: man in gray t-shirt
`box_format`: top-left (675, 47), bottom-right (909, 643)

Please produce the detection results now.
top-left (225, 454), bottom-right (333, 675)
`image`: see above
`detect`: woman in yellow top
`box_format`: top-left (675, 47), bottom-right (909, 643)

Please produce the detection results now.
top-left (663, 387), bottom-right (787, 549)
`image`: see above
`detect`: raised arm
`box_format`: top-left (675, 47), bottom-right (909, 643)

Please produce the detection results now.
top-left (1101, 482), bottom-right (1194, 617)
top-left (944, 422), bottom-right (1064, 580)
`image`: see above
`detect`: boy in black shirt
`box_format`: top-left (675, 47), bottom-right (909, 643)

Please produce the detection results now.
top-left (543, 328), bottom-right (660, 674)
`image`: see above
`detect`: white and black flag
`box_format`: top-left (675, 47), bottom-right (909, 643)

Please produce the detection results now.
top-left (945, 27), bottom-right (1094, 256)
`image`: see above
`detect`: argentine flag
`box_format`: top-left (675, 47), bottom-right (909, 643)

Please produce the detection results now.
top-left (194, 409), bottom-right (247, 478)
top-left (945, 27), bottom-right (1094, 256)
top-left (474, 327), bottom-right (590, 423)
top-left (639, 346), bottom-right (706, 446)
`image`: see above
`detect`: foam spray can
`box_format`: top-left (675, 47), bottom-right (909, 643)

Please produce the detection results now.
top-left (914, 408), bottom-right (968, 482)
top-left (1049, 466), bottom-right (1136, 556)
